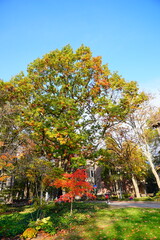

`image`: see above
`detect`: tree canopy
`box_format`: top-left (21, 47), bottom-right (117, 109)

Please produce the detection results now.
top-left (0, 45), bottom-right (150, 201)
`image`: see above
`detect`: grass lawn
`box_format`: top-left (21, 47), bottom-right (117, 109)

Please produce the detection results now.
top-left (0, 202), bottom-right (160, 239)
top-left (60, 207), bottom-right (160, 240)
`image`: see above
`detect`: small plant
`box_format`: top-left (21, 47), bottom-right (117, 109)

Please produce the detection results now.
top-left (29, 216), bottom-right (55, 235)
top-left (153, 191), bottom-right (160, 201)
top-left (21, 227), bottom-right (37, 239)
top-left (0, 203), bottom-right (8, 213)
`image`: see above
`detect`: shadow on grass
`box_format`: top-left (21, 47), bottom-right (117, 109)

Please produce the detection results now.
top-left (1, 202), bottom-right (160, 239)
top-left (113, 207), bottom-right (160, 239)
top-left (87, 207), bottom-right (160, 240)
top-left (54, 205), bottom-right (160, 240)
top-left (0, 202), bottom-right (107, 238)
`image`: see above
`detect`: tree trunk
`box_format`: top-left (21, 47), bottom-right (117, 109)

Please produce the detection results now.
top-left (115, 180), bottom-right (122, 199)
top-left (70, 198), bottom-right (73, 215)
top-left (40, 182), bottom-right (43, 206)
top-left (26, 181), bottom-right (30, 199)
top-left (115, 180), bottom-right (119, 197)
top-left (157, 127), bottom-right (160, 136)
top-left (132, 174), bottom-right (140, 198)
top-left (143, 143), bottom-right (160, 190)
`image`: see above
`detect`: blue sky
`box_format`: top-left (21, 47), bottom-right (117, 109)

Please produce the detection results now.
top-left (1, 0), bottom-right (160, 105)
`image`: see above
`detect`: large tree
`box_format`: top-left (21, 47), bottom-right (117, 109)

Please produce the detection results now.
top-left (10, 45), bottom-right (147, 168)
top-left (0, 45), bottom-right (148, 201)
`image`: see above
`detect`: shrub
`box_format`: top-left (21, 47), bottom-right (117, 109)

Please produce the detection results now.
top-left (134, 196), bottom-right (153, 201)
top-left (21, 228), bottom-right (37, 239)
top-left (110, 195), bottom-right (118, 200)
top-left (29, 216), bottom-right (56, 235)
top-left (123, 193), bottom-right (130, 199)
top-left (152, 191), bottom-right (160, 201)
top-left (95, 195), bottom-right (105, 201)
top-left (0, 203), bottom-right (8, 213)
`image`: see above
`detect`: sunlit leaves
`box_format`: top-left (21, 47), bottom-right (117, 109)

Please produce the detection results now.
top-left (0, 44), bottom-right (148, 191)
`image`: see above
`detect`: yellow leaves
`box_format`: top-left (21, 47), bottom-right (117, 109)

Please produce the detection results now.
top-left (36, 107), bottom-right (45, 114)
top-left (26, 172), bottom-right (35, 182)
top-left (57, 137), bottom-right (67, 145)
top-left (46, 129), bottom-right (69, 144)
top-left (17, 152), bottom-right (24, 159)
top-left (25, 120), bottom-right (35, 126)
top-left (46, 131), bottom-right (58, 139)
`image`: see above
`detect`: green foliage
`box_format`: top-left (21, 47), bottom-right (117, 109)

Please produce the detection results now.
top-left (0, 212), bottom-right (31, 237)
top-left (0, 203), bottom-right (8, 213)
top-left (134, 196), bottom-right (154, 201)
top-left (156, 191), bottom-right (160, 197)
top-left (0, 202), bottom-right (105, 238)
top-left (29, 216), bottom-right (55, 235)
top-left (152, 191), bottom-right (160, 201)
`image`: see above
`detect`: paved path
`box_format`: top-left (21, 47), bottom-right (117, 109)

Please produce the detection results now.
top-left (109, 201), bottom-right (160, 208)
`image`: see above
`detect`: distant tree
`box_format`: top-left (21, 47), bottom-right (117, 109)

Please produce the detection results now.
top-left (100, 126), bottom-right (147, 198)
top-left (125, 102), bottom-right (160, 190)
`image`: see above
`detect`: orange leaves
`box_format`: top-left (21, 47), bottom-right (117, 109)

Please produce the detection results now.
top-left (0, 141), bottom-right (4, 147)
top-left (97, 79), bottom-right (110, 88)
top-left (0, 175), bottom-right (10, 181)
top-left (0, 153), bottom-right (14, 171)
top-left (0, 154), bottom-right (7, 160)
top-left (92, 56), bottom-right (102, 72)
top-left (90, 86), bottom-right (101, 96)
top-left (0, 153), bottom-right (14, 182)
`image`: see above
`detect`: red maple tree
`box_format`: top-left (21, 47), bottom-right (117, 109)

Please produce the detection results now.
top-left (51, 169), bottom-right (96, 213)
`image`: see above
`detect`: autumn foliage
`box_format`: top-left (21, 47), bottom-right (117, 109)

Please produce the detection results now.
top-left (0, 45), bottom-right (150, 204)
top-left (51, 169), bottom-right (96, 203)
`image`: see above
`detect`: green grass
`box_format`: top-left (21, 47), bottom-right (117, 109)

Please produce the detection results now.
top-left (0, 202), bottom-right (160, 239)
top-left (0, 205), bottom-right (39, 238)
top-left (54, 203), bottom-right (160, 240)
top-left (79, 208), bottom-right (160, 240)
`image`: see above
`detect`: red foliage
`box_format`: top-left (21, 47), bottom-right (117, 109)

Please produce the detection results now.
top-left (51, 169), bottom-right (96, 202)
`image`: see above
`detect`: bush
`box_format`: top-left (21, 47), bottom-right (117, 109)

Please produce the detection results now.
top-left (0, 212), bottom-right (31, 238)
top-left (152, 191), bottom-right (160, 201)
top-left (21, 228), bottom-right (38, 239)
top-left (0, 203), bottom-right (8, 213)
top-left (95, 195), bottom-right (105, 201)
top-left (134, 197), bottom-right (153, 201)
top-left (110, 195), bottom-right (118, 200)
top-left (123, 193), bottom-right (130, 199)
top-left (156, 191), bottom-right (160, 197)
top-left (28, 216), bottom-right (56, 235)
